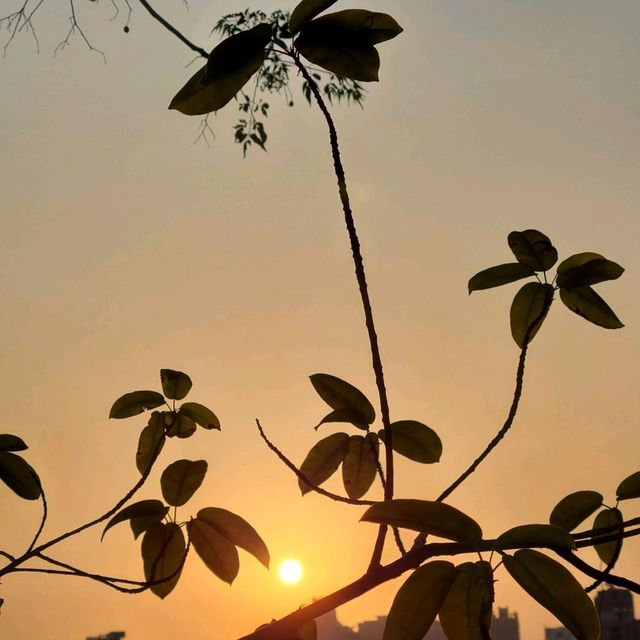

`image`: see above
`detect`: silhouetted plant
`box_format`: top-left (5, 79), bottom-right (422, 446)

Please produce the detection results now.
top-left (1, 2), bottom-right (639, 640)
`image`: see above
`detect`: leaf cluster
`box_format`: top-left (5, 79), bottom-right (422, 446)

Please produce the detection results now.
top-left (468, 229), bottom-right (624, 347)
top-left (298, 374), bottom-right (441, 500)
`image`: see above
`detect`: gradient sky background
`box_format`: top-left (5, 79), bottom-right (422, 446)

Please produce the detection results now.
top-left (1, 1), bottom-right (639, 639)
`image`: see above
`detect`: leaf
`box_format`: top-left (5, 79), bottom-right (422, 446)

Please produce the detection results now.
top-left (161, 459), bottom-right (208, 507)
top-left (189, 507), bottom-right (269, 583)
top-left (160, 369), bottom-right (192, 401)
top-left (298, 432), bottom-right (350, 495)
top-left (189, 517), bottom-right (239, 583)
top-left (549, 491), bottom-right (603, 531)
top-left (315, 407), bottom-right (370, 430)
top-left (179, 402), bottom-right (221, 430)
top-left (141, 522), bottom-right (185, 599)
top-left (510, 282), bottom-right (553, 347)
top-left (507, 230), bottom-right (558, 271)
top-left (165, 412), bottom-right (197, 439)
top-left (378, 420), bottom-right (442, 464)
top-left (109, 390), bottom-right (165, 419)
top-left (289, 0), bottom-right (338, 35)
top-left (296, 12), bottom-right (393, 82)
top-left (0, 434), bottom-right (28, 452)
top-left (361, 499), bottom-right (482, 543)
top-left (617, 470), bottom-right (640, 500)
top-left (495, 524), bottom-right (576, 551)
top-left (135, 413), bottom-right (165, 475)
top-left (383, 561), bottom-right (457, 640)
top-left (309, 373), bottom-right (375, 424)
top-left (342, 434), bottom-right (378, 499)
top-left (169, 24), bottom-right (272, 116)
top-left (468, 263), bottom-right (535, 294)
top-left (0, 452), bottom-right (41, 500)
top-left (556, 253), bottom-right (624, 289)
top-left (559, 286), bottom-right (623, 329)
top-left (504, 551), bottom-right (600, 640)
top-left (439, 561), bottom-right (494, 640)
top-left (102, 499), bottom-right (169, 541)
top-left (593, 508), bottom-right (623, 565)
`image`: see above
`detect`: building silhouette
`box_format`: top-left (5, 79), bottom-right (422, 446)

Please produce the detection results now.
top-left (86, 632), bottom-right (125, 640)
top-left (318, 588), bottom-right (638, 640)
top-left (545, 587), bottom-right (639, 640)
top-left (317, 606), bottom-right (520, 640)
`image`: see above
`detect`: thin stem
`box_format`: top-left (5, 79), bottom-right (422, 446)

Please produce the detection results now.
top-left (291, 51), bottom-right (395, 569)
top-left (25, 476), bottom-right (48, 554)
top-left (436, 289), bottom-right (553, 504)
top-left (556, 551), bottom-right (640, 595)
top-left (256, 419), bottom-right (375, 506)
top-left (135, 0), bottom-right (208, 58)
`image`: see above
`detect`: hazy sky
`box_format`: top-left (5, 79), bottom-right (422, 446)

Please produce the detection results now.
top-left (1, 1), bottom-right (639, 639)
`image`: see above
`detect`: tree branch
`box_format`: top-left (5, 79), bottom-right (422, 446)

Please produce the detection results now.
top-left (291, 51), bottom-right (395, 570)
top-left (135, 0), bottom-right (207, 58)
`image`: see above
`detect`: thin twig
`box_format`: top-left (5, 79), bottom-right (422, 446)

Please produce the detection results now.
top-left (255, 420), bottom-right (375, 506)
top-left (135, 0), bottom-right (207, 58)
top-left (25, 476), bottom-right (47, 554)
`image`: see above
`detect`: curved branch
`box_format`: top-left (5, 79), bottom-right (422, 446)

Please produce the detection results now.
top-left (0, 433), bottom-right (165, 578)
top-left (556, 550), bottom-right (640, 595)
top-left (135, 0), bottom-right (207, 58)
top-left (25, 476), bottom-right (48, 554)
top-left (436, 289), bottom-right (553, 504)
top-left (291, 51), bottom-right (394, 569)
top-left (256, 419), bottom-right (375, 506)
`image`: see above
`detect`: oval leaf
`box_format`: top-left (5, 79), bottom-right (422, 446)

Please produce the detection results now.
top-left (189, 516), bottom-right (239, 584)
top-left (298, 432), bottom-right (350, 495)
top-left (160, 369), bottom-right (192, 401)
top-left (617, 470), bottom-right (640, 501)
top-left (141, 522), bottom-right (185, 599)
top-left (0, 452), bottom-right (41, 500)
top-left (549, 491), bottom-right (603, 531)
top-left (0, 434), bottom-right (28, 452)
top-left (468, 263), bottom-right (535, 294)
top-left (559, 286), bottom-right (623, 329)
top-left (556, 253), bottom-right (624, 289)
top-left (507, 230), bottom-right (558, 271)
top-left (384, 561), bottom-right (457, 640)
top-left (361, 499), bottom-right (482, 543)
top-left (342, 434), bottom-right (378, 499)
top-left (169, 24), bottom-right (272, 116)
top-left (197, 508), bottom-right (269, 568)
top-left (503, 549), bottom-right (600, 640)
top-left (289, 0), bottom-right (338, 35)
top-left (136, 413), bottom-right (165, 475)
top-left (510, 282), bottom-right (553, 347)
top-left (179, 402), bottom-right (221, 430)
top-left (379, 420), bottom-right (442, 464)
top-left (496, 524), bottom-right (576, 551)
top-left (315, 407), bottom-right (369, 430)
top-left (593, 508), bottom-right (623, 565)
top-left (309, 373), bottom-right (375, 424)
top-left (109, 390), bottom-right (165, 419)
top-left (161, 459), bottom-right (208, 507)
top-left (439, 561), bottom-right (494, 640)
top-left (102, 499), bottom-right (169, 541)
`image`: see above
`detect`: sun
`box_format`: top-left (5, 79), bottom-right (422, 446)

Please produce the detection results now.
top-left (278, 559), bottom-right (303, 585)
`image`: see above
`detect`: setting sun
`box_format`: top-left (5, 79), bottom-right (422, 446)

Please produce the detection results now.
top-left (278, 559), bottom-right (303, 585)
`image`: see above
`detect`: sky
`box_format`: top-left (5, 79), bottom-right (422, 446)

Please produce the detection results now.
top-left (1, 1), bottom-right (639, 639)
